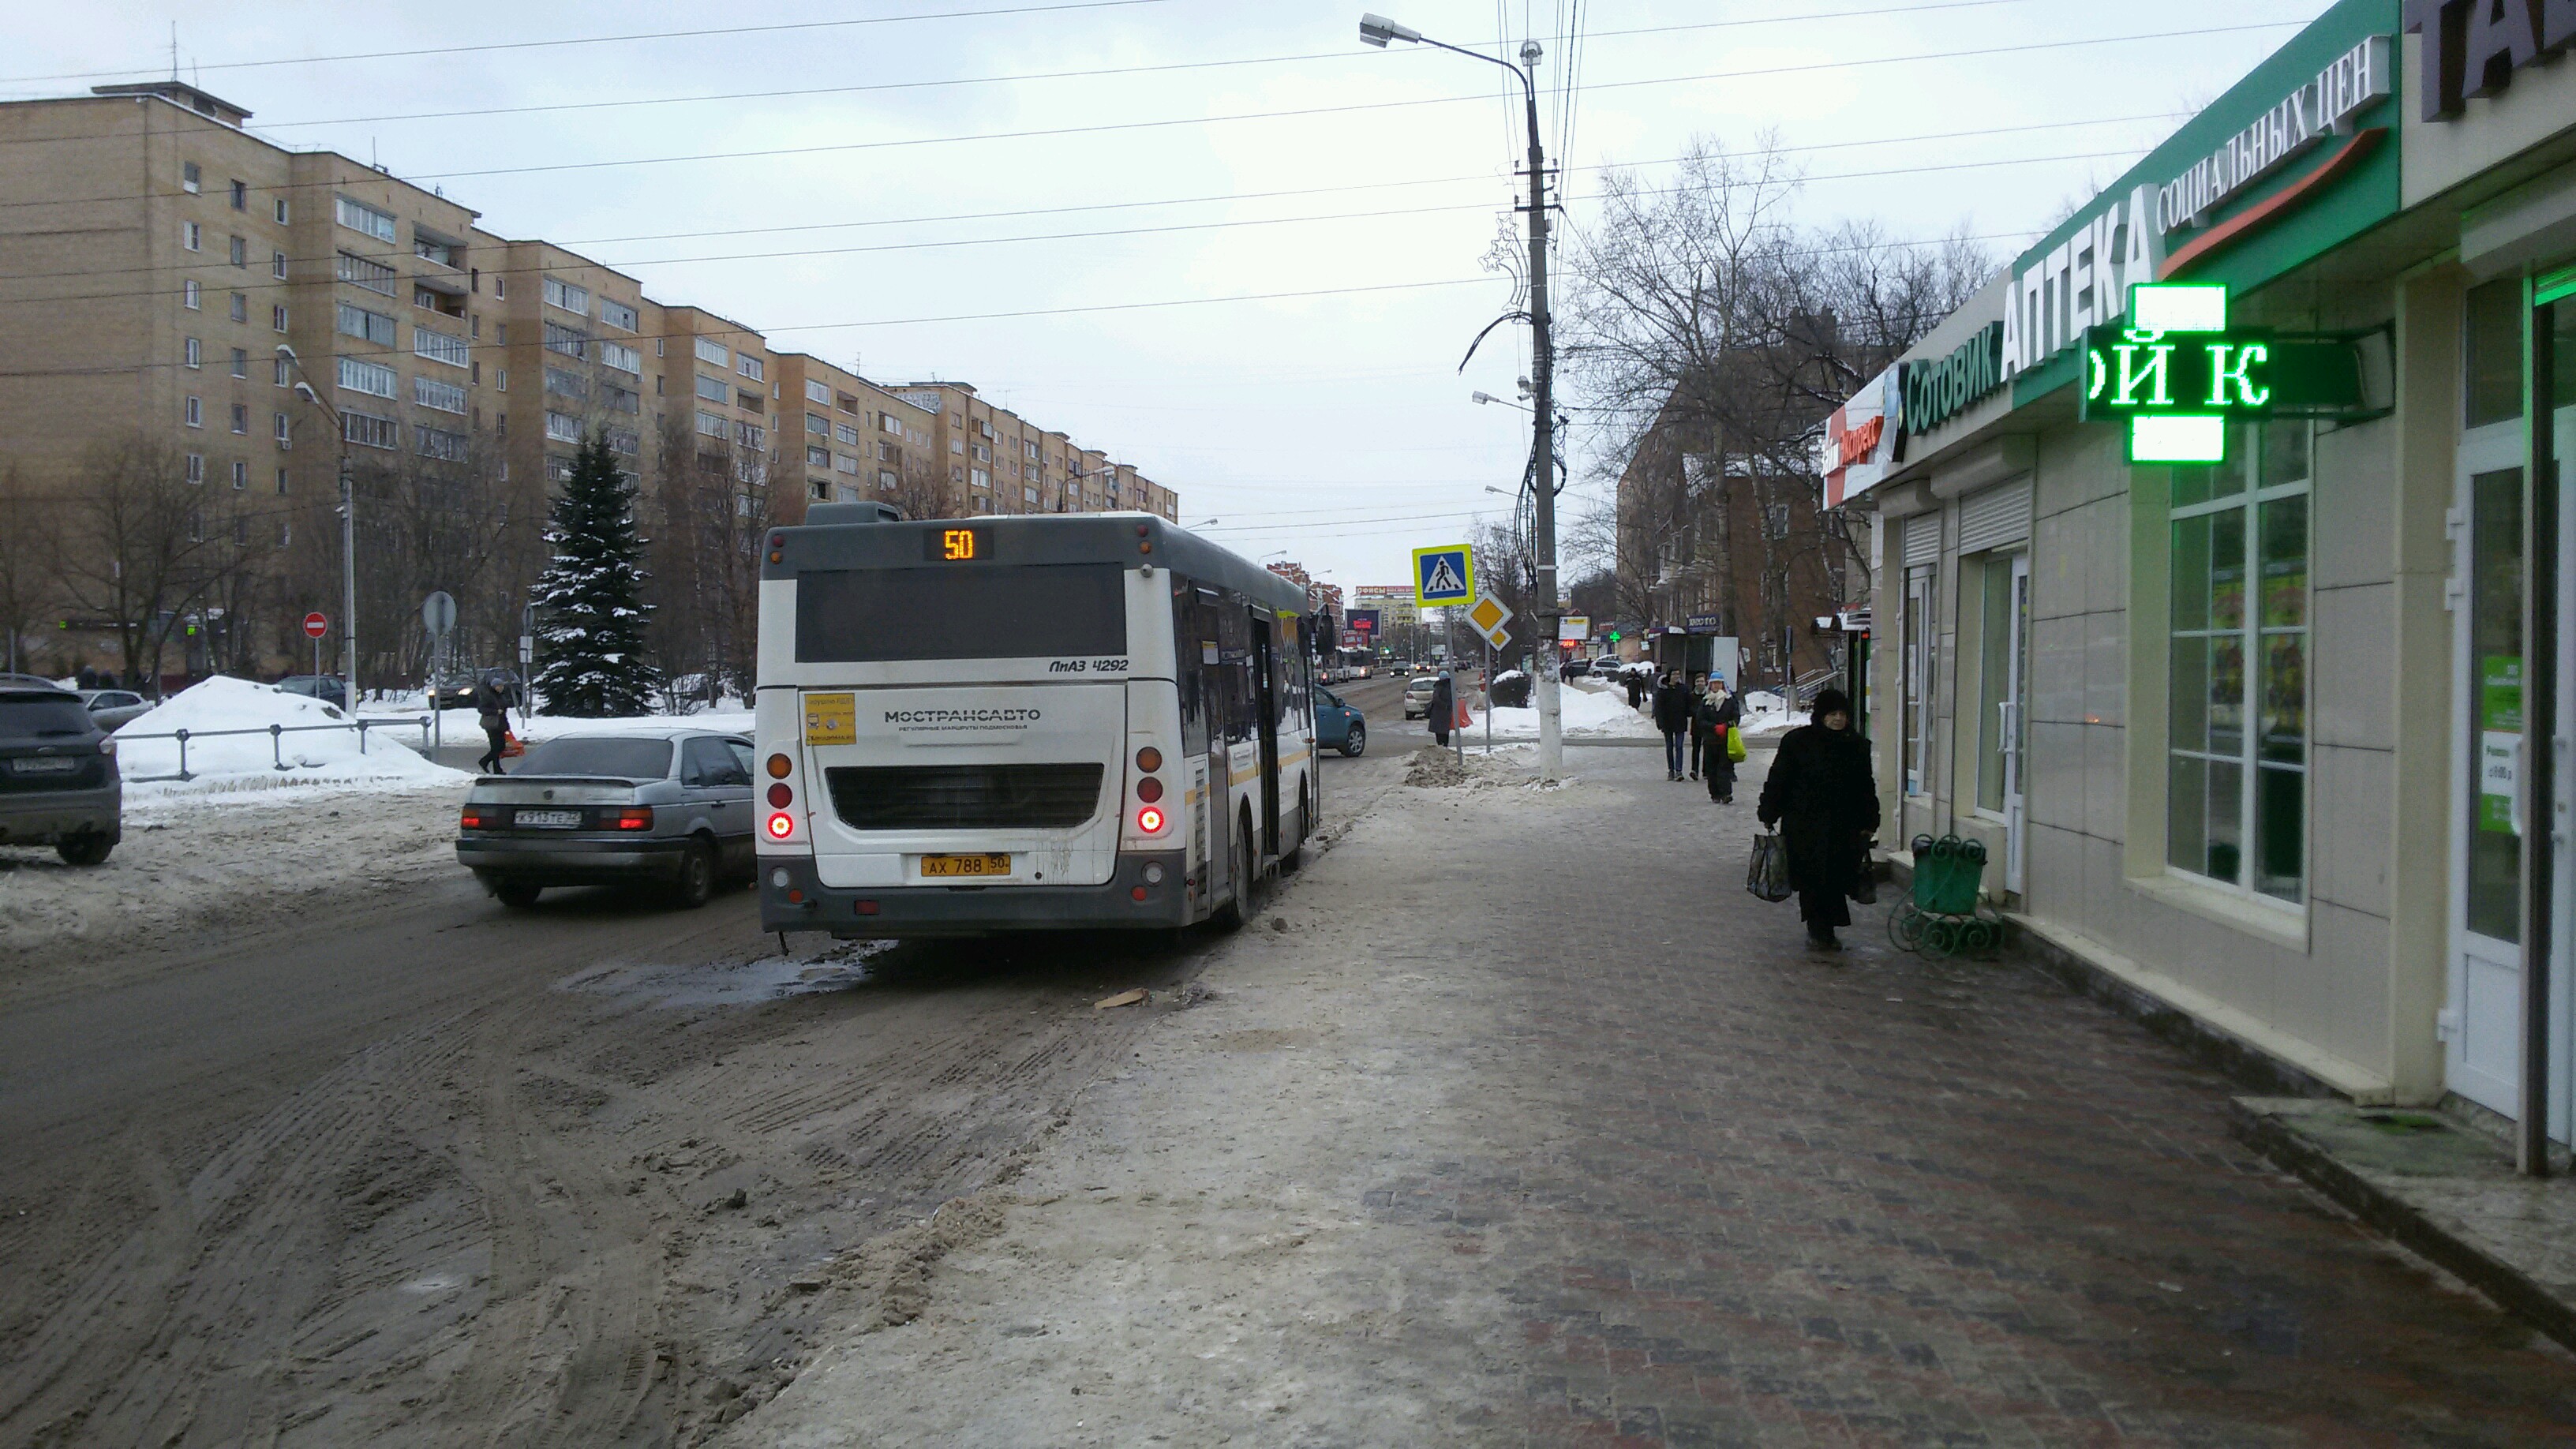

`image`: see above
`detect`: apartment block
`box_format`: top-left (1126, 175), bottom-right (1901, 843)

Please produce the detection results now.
top-left (769, 354), bottom-right (940, 514)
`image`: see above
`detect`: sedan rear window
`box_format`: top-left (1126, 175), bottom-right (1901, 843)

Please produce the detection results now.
top-left (0, 695), bottom-right (95, 736)
top-left (514, 736), bottom-right (673, 780)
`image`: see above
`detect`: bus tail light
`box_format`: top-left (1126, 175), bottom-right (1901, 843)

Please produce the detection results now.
top-left (767, 812), bottom-right (796, 840)
top-left (1136, 805), bottom-right (1166, 835)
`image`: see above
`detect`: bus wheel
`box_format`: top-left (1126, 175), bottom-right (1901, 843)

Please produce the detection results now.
top-left (1279, 784), bottom-right (1309, 873)
top-left (1212, 817), bottom-right (1258, 931)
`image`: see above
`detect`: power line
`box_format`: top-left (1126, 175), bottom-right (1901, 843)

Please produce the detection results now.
top-left (0, 138), bottom-right (2144, 298)
top-left (0, 0), bottom-right (1178, 86)
top-left (0, 24), bottom-right (2283, 212)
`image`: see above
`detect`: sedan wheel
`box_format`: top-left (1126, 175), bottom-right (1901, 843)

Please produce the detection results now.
top-left (55, 832), bottom-right (114, 867)
top-left (492, 878), bottom-right (543, 908)
top-left (675, 840), bottom-right (717, 909)
top-left (1342, 723), bottom-right (1366, 758)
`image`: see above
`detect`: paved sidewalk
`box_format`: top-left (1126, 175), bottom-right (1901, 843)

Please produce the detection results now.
top-left (747, 743), bottom-right (2576, 1447)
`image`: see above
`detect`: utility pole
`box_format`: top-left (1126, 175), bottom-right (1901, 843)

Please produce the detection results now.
top-left (1359, 13), bottom-right (1562, 777)
top-left (339, 447), bottom-right (357, 713)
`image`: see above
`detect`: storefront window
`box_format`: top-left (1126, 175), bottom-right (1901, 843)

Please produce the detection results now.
top-left (1974, 554), bottom-right (2021, 814)
top-left (2464, 465), bottom-right (2523, 942)
top-left (1902, 565), bottom-right (1934, 796)
top-left (2170, 421), bottom-right (2309, 901)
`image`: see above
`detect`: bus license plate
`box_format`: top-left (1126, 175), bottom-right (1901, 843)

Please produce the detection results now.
top-left (516, 808), bottom-right (582, 828)
top-left (920, 853), bottom-right (1009, 878)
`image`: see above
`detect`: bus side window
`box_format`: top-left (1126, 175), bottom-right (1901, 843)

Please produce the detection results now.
top-left (1173, 578), bottom-right (1210, 757)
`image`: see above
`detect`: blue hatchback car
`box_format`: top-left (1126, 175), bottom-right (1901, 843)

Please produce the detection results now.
top-left (1312, 686), bottom-right (1367, 757)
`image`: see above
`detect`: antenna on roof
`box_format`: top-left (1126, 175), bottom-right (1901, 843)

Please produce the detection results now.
top-left (169, 23), bottom-right (178, 81)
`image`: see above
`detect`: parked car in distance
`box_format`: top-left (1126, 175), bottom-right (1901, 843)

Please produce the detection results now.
top-left (1312, 687), bottom-right (1367, 757)
top-left (0, 673), bottom-right (70, 692)
top-left (1402, 676), bottom-right (1439, 720)
top-left (77, 689), bottom-right (152, 730)
top-left (275, 674), bottom-right (349, 710)
top-left (455, 727), bottom-right (756, 908)
top-left (0, 684), bottom-right (121, 865)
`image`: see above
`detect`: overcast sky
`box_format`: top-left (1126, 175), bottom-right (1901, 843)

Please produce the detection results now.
top-left (14, 1), bottom-right (2323, 598)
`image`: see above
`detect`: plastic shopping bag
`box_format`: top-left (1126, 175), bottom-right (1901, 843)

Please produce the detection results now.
top-left (1747, 832), bottom-right (1793, 902)
top-left (500, 731), bottom-right (526, 758)
top-left (1725, 724), bottom-right (1747, 763)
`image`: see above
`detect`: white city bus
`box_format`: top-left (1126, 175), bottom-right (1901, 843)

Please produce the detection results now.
top-left (754, 507), bottom-right (1319, 938)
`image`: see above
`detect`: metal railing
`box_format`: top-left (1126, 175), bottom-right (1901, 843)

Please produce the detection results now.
top-left (120, 715), bottom-right (434, 782)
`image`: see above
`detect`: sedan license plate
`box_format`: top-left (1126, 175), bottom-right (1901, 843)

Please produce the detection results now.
top-left (11, 757), bottom-right (77, 774)
top-left (919, 853), bottom-right (1010, 878)
top-left (515, 808), bottom-right (583, 829)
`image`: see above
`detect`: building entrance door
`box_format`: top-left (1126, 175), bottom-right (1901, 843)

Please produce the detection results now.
top-left (2004, 552), bottom-right (2032, 894)
top-left (1972, 552), bottom-right (2031, 895)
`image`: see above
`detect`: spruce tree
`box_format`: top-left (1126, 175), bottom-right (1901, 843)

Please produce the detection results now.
top-left (530, 432), bottom-right (661, 717)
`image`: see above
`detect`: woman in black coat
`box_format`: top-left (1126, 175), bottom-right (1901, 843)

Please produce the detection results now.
top-left (1699, 680), bottom-right (1741, 803)
top-left (1428, 672), bottom-right (1453, 747)
top-left (1757, 687), bottom-right (1880, 949)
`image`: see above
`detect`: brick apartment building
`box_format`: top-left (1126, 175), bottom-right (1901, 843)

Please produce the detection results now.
top-left (0, 80), bottom-right (1180, 687)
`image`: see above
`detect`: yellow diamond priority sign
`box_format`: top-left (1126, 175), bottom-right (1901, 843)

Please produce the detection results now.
top-left (1465, 593), bottom-right (1513, 649)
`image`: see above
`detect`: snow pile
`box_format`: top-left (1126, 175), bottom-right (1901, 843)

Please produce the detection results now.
top-left (114, 676), bottom-right (471, 798)
top-left (1465, 683), bottom-right (1660, 739)
top-left (1737, 691), bottom-right (1799, 738)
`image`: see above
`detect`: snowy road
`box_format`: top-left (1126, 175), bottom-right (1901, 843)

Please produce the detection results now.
top-left (0, 676), bottom-right (1421, 1447)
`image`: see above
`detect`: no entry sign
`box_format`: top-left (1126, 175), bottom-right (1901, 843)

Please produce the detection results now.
top-left (302, 612), bottom-right (328, 639)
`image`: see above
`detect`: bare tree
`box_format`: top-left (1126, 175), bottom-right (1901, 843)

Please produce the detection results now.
top-left (43, 436), bottom-right (256, 690)
top-left (0, 465), bottom-right (46, 674)
top-left (884, 451), bottom-right (963, 523)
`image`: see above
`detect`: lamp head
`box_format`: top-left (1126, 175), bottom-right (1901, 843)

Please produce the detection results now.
top-left (1520, 39), bottom-right (1542, 66)
top-left (1357, 12), bottom-right (1418, 47)
top-left (293, 381), bottom-right (319, 403)
top-left (273, 343), bottom-right (297, 359)
top-left (1471, 391), bottom-right (1495, 405)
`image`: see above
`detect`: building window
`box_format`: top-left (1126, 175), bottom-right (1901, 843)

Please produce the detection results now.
top-left (545, 411), bottom-right (583, 443)
top-left (545, 365), bottom-right (589, 400)
top-left (229, 292), bottom-right (247, 323)
top-left (274, 356), bottom-right (291, 387)
top-left (735, 421), bottom-right (766, 451)
top-left (229, 402), bottom-right (248, 434)
top-left (227, 234), bottom-right (245, 267)
top-left (184, 337), bottom-right (201, 369)
top-left (600, 298), bottom-right (638, 331)
top-left (2168, 420), bottom-right (2310, 903)
top-left (271, 304), bottom-right (289, 332)
top-left (335, 195), bottom-right (397, 244)
top-left (182, 279), bottom-right (200, 310)
top-left (882, 470), bottom-right (899, 489)
top-left (228, 179), bottom-right (246, 211)
top-left (604, 384), bottom-right (639, 415)
top-left (184, 395), bottom-right (203, 428)
top-left (971, 467), bottom-right (990, 489)
top-left (541, 320), bottom-right (587, 359)
top-left (416, 425), bottom-right (470, 462)
top-left (606, 427), bottom-right (639, 456)
top-left (343, 410), bottom-right (399, 449)
top-left (230, 459), bottom-right (248, 489)
top-left (181, 162), bottom-right (200, 194)
top-left (836, 454), bottom-right (859, 474)
top-left (335, 302), bottom-right (395, 346)
top-left (413, 325), bottom-right (469, 367)
top-left (181, 221), bottom-right (201, 252)
top-left (271, 250), bottom-right (287, 280)
top-left (806, 411), bottom-right (829, 436)
top-left (695, 374), bottom-right (729, 403)
top-left (335, 251), bottom-right (398, 295)
top-left (835, 422), bottom-right (858, 445)
top-left (695, 410), bottom-right (728, 438)
top-left (542, 276), bottom-right (590, 316)
top-left (228, 347), bottom-right (247, 378)
top-left (694, 337), bottom-right (730, 366)
top-left (336, 356), bottom-right (397, 398)
top-left (276, 467), bottom-right (290, 496)
top-left (278, 520), bottom-right (292, 545)
top-left (273, 198), bottom-right (290, 225)
top-left (804, 379), bottom-right (833, 406)
top-left (414, 374), bottom-right (466, 414)
top-left (807, 444), bottom-right (831, 468)
top-left (183, 452), bottom-right (204, 483)
top-left (736, 354), bottom-right (765, 383)
top-left (600, 339), bottom-right (642, 374)
top-left (736, 389), bottom-right (762, 414)
top-left (275, 411), bottom-right (291, 444)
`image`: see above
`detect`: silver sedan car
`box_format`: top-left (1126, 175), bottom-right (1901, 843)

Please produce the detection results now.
top-left (455, 727), bottom-right (756, 908)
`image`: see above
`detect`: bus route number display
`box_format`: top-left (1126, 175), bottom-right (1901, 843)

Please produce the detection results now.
top-left (927, 525), bottom-right (991, 562)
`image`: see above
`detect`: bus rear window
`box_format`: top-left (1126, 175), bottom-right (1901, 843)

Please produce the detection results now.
top-left (795, 564), bottom-right (1128, 663)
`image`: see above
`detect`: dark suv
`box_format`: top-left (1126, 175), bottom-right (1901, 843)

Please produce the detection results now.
top-left (0, 685), bottom-right (121, 864)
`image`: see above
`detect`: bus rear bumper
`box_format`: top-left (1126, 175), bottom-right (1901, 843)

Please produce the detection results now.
top-left (759, 852), bottom-right (1193, 937)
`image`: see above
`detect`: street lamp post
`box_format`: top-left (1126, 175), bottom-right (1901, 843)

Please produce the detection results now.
top-left (1361, 13), bottom-right (1562, 776)
top-left (278, 346), bottom-right (358, 715)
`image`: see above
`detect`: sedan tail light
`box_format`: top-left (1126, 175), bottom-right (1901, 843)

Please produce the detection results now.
top-left (613, 807), bottom-right (654, 831)
top-left (459, 807), bottom-right (489, 829)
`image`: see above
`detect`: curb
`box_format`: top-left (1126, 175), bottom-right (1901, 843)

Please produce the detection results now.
top-left (2005, 923), bottom-right (2343, 1102)
top-left (2226, 1101), bottom-right (2576, 1352)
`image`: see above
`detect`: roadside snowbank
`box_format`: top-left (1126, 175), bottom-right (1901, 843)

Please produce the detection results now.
top-left (115, 677), bottom-right (470, 799)
top-left (361, 704), bottom-right (757, 746)
top-left (1465, 683), bottom-right (1659, 739)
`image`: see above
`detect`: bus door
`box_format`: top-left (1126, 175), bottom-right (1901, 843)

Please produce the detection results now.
top-left (1252, 611), bottom-right (1282, 856)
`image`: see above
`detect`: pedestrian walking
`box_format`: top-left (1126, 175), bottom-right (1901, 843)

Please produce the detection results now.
top-left (1428, 671), bottom-right (1454, 748)
top-left (1651, 670), bottom-right (1691, 781)
top-left (1756, 687), bottom-right (1879, 949)
top-left (1699, 677), bottom-right (1741, 803)
top-left (475, 682), bottom-right (511, 774)
top-left (1687, 672), bottom-right (1714, 781)
top-left (1625, 668), bottom-right (1645, 711)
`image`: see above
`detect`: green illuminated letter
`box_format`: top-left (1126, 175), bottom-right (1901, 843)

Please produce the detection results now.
top-left (2205, 343), bottom-right (2270, 407)
top-left (2113, 343), bottom-right (2174, 406)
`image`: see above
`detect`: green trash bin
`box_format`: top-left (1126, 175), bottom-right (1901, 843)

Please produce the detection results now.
top-left (1908, 833), bottom-right (1987, 915)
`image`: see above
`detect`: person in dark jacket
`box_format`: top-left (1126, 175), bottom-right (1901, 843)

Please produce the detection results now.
top-left (1698, 678), bottom-right (1741, 803)
top-left (1624, 668), bottom-right (1646, 711)
top-left (475, 682), bottom-right (511, 774)
top-left (1428, 672), bottom-right (1454, 747)
top-left (1686, 672), bottom-right (1717, 781)
top-left (1650, 671), bottom-right (1691, 780)
top-left (1757, 687), bottom-right (1879, 949)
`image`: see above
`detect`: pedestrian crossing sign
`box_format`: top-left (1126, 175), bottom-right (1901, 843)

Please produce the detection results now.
top-left (1413, 544), bottom-right (1473, 607)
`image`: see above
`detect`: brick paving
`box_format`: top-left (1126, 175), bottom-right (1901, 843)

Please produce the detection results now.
top-left (1383, 737), bottom-right (2576, 1447)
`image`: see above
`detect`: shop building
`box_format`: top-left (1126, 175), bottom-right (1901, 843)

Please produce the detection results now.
top-left (1829, 0), bottom-right (2576, 1126)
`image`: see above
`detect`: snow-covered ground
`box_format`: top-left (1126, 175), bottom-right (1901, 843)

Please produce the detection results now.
top-left (360, 703), bottom-right (756, 746)
top-left (114, 677), bottom-right (472, 800)
top-left (1464, 683), bottom-right (1661, 739)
